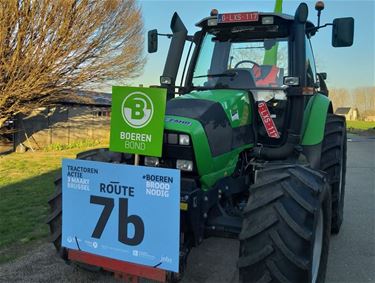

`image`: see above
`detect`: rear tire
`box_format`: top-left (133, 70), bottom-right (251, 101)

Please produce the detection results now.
top-left (320, 114), bottom-right (347, 234)
top-left (47, 148), bottom-right (131, 260)
top-left (238, 164), bottom-right (331, 283)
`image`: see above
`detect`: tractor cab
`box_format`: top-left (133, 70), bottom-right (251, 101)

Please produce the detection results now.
top-left (191, 11), bottom-right (297, 90)
top-left (187, 11), bottom-right (302, 145)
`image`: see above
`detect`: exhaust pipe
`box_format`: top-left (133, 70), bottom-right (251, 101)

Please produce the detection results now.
top-left (161, 13), bottom-right (188, 99)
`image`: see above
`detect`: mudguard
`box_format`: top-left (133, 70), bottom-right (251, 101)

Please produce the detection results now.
top-left (301, 93), bottom-right (332, 146)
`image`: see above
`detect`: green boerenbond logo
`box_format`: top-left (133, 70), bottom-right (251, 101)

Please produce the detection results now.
top-left (122, 92), bottom-right (154, 129)
top-left (110, 86), bottom-right (166, 157)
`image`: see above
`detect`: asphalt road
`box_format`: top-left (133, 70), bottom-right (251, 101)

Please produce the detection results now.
top-left (0, 134), bottom-right (374, 282)
top-left (325, 134), bottom-right (375, 283)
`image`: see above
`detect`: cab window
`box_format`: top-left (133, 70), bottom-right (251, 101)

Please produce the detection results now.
top-left (191, 32), bottom-right (289, 89)
top-left (306, 37), bottom-right (317, 87)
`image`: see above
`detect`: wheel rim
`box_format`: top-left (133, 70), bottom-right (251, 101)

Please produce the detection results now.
top-left (312, 208), bottom-right (323, 283)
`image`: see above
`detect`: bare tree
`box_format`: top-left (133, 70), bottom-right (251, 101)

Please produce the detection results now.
top-left (0, 0), bottom-right (144, 129)
top-left (329, 88), bottom-right (351, 110)
top-left (352, 87), bottom-right (375, 113)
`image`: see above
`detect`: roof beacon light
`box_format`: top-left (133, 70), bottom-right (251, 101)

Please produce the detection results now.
top-left (210, 9), bottom-right (218, 16)
top-left (315, 1), bottom-right (325, 12)
top-left (315, 1), bottom-right (325, 27)
top-left (262, 16), bottom-right (274, 25)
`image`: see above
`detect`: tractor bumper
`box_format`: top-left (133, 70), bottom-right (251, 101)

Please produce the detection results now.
top-left (68, 249), bottom-right (167, 282)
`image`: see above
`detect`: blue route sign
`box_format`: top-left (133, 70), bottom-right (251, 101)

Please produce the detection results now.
top-left (61, 158), bottom-right (180, 272)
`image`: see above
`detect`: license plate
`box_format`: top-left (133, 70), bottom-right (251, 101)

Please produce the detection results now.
top-left (258, 102), bottom-right (280, 139)
top-left (218, 12), bottom-right (259, 24)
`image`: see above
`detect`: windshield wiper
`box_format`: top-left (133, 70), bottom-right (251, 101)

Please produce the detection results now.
top-left (193, 72), bottom-right (237, 79)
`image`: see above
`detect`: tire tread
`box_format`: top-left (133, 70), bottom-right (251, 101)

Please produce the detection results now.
top-left (239, 165), bottom-right (331, 283)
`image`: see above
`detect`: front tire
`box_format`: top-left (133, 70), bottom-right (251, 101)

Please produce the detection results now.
top-left (238, 164), bottom-right (331, 283)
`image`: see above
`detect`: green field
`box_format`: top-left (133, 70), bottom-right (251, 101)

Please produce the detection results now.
top-left (0, 146), bottom-right (104, 263)
top-left (347, 120), bottom-right (375, 130)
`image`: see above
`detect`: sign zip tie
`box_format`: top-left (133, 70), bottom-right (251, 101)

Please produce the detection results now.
top-left (75, 236), bottom-right (81, 251)
top-left (153, 262), bottom-right (162, 268)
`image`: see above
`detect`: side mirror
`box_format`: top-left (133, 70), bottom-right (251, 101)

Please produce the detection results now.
top-left (148, 29), bottom-right (158, 53)
top-left (318, 72), bottom-right (327, 80)
top-left (332, 17), bottom-right (354, 47)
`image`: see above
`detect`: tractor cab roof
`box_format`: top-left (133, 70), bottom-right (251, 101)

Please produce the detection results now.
top-left (196, 12), bottom-right (315, 37)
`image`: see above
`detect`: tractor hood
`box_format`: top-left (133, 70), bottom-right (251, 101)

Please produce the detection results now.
top-left (165, 89), bottom-right (254, 157)
top-left (166, 89), bottom-right (253, 128)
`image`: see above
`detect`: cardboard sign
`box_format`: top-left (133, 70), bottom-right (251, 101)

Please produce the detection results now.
top-left (61, 158), bottom-right (180, 272)
top-left (110, 86), bottom-right (167, 157)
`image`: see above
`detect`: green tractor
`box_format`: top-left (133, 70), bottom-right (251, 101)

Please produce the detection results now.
top-left (48, 2), bottom-right (354, 282)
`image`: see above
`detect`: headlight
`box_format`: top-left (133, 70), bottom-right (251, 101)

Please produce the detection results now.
top-left (144, 156), bottom-right (159, 167)
top-left (167, 133), bottom-right (178, 144)
top-left (179, 134), bottom-right (190, 145)
top-left (262, 16), bottom-right (274, 25)
top-left (176, 160), bottom-right (193, 171)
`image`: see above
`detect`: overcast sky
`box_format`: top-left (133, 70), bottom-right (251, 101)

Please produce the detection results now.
top-left (126, 0), bottom-right (374, 90)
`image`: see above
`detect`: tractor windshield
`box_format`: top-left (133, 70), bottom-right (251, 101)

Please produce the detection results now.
top-left (192, 33), bottom-right (289, 89)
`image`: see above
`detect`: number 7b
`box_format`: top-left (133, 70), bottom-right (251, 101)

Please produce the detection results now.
top-left (90, 196), bottom-right (145, 246)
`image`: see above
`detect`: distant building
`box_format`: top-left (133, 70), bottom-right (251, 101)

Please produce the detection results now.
top-left (11, 91), bottom-right (111, 152)
top-left (335, 107), bottom-right (359, 121)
